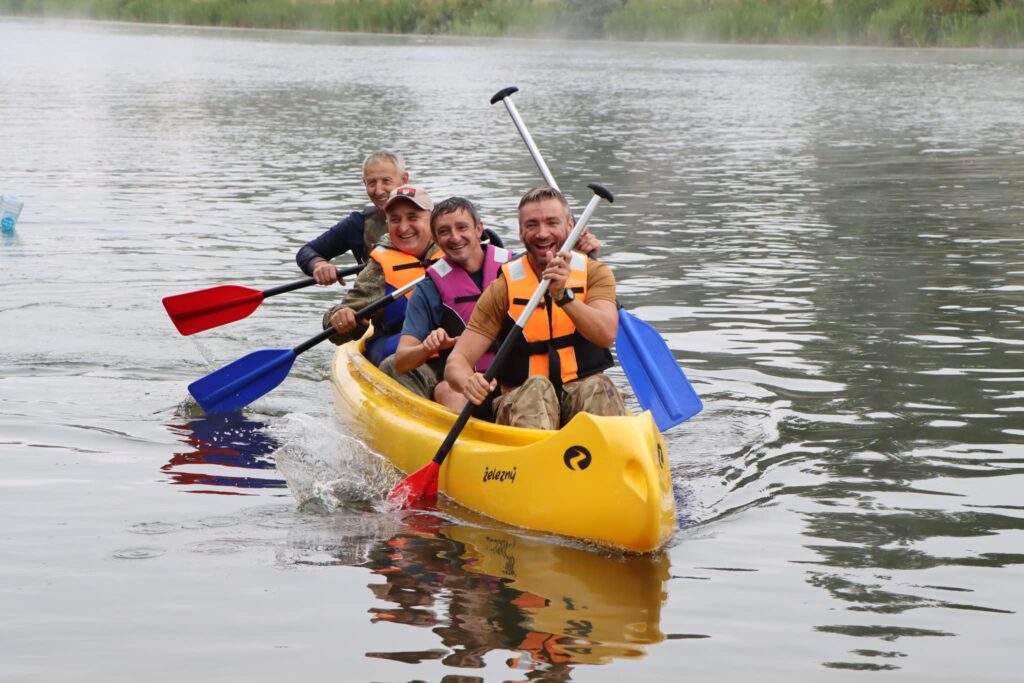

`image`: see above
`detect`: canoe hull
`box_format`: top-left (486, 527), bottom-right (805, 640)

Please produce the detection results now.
top-left (331, 341), bottom-right (676, 552)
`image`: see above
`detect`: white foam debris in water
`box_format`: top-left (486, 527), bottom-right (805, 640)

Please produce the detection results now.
top-left (270, 413), bottom-right (398, 511)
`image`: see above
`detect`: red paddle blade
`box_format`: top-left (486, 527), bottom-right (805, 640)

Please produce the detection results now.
top-left (162, 285), bottom-right (265, 336)
top-left (385, 461), bottom-right (439, 510)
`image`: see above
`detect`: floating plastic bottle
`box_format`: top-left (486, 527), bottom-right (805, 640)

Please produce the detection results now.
top-left (1, 193), bottom-right (24, 233)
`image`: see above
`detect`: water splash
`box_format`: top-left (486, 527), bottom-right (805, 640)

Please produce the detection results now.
top-left (271, 412), bottom-right (397, 511)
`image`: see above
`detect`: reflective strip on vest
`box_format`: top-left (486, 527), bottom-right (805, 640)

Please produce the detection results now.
top-left (427, 244), bottom-right (511, 373)
top-left (430, 258), bottom-right (453, 279)
top-left (370, 245), bottom-right (425, 297)
top-left (502, 253), bottom-right (589, 383)
top-left (369, 245), bottom-right (428, 347)
top-left (506, 257), bottom-right (527, 283)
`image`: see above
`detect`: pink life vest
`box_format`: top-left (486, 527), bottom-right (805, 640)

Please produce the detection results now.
top-left (426, 244), bottom-right (511, 372)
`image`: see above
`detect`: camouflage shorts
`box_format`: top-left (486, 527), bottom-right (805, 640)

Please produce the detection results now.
top-left (378, 354), bottom-right (438, 400)
top-left (492, 373), bottom-right (628, 430)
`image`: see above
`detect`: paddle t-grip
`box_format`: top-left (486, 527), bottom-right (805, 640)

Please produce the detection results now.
top-left (490, 86), bottom-right (519, 105)
top-left (587, 183), bottom-right (613, 204)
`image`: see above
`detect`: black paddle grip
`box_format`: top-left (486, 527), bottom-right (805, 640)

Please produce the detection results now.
top-left (490, 86), bottom-right (519, 105)
top-left (355, 292), bottom-right (396, 320)
top-left (430, 328), bottom-right (525, 466)
top-left (587, 183), bottom-right (614, 204)
top-left (294, 327), bottom-right (335, 355)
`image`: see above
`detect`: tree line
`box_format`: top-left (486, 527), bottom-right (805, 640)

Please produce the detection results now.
top-left (2, 0), bottom-right (1022, 47)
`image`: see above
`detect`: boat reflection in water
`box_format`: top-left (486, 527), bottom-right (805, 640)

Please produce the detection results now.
top-left (357, 513), bottom-right (669, 677)
top-left (163, 414), bottom-right (286, 494)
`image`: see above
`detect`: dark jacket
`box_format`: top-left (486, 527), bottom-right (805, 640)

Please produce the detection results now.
top-left (296, 206), bottom-right (384, 274)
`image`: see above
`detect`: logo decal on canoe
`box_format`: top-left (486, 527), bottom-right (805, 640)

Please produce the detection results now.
top-left (563, 445), bottom-right (592, 471)
top-left (483, 466), bottom-right (517, 484)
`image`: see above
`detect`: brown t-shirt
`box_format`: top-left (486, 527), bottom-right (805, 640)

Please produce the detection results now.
top-left (466, 256), bottom-right (617, 341)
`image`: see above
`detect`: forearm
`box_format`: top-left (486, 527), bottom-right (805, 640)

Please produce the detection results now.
top-left (296, 244), bottom-right (325, 276)
top-left (298, 214), bottom-right (361, 275)
top-left (394, 337), bottom-right (432, 374)
top-left (339, 263), bottom-right (384, 312)
top-left (563, 300), bottom-right (618, 348)
top-left (446, 330), bottom-right (497, 405)
top-left (444, 352), bottom-right (475, 394)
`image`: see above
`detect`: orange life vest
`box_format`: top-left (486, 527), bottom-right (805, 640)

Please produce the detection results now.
top-left (365, 244), bottom-right (431, 365)
top-left (495, 253), bottom-right (612, 389)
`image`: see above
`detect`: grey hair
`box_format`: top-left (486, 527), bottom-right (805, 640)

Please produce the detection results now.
top-left (362, 150), bottom-right (406, 176)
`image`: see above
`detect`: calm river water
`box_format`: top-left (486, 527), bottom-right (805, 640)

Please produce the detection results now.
top-left (1, 17), bottom-right (1022, 682)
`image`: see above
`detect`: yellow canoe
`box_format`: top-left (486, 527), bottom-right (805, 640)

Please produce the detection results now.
top-left (331, 339), bottom-right (677, 552)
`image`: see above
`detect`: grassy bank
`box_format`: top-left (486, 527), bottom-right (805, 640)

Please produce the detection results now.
top-left (607, 0), bottom-right (1024, 47)
top-left (2, 0), bottom-right (1023, 47)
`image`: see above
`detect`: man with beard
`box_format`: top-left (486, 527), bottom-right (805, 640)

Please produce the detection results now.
top-left (444, 187), bottom-right (627, 429)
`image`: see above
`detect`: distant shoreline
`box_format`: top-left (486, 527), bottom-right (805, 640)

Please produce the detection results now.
top-left (2, 0), bottom-right (1023, 49)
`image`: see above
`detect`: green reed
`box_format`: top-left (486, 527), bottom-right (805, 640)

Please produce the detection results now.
top-left (2, 0), bottom-right (1022, 46)
top-left (0, 0), bottom-right (546, 33)
top-left (605, 0), bottom-right (1024, 47)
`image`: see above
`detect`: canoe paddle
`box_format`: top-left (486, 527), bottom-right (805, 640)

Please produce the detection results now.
top-left (189, 275), bottom-right (422, 414)
top-left (616, 308), bottom-right (703, 430)
top-left (163, 263), bottom-right (366, 336)
top-left (386, 183), bottom-right (613, 510)
top-left (491, 86), bottom-right (703, 430)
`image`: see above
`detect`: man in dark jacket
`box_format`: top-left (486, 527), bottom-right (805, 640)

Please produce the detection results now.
top-left (296, 150), bottom-right (409, 285)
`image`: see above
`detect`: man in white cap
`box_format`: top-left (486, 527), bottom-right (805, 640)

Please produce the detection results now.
top-left (324, 185), bottom-right (441, 395)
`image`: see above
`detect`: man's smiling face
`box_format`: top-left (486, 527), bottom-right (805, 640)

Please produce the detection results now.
top-left (519, 197), bottom-right (572, 271)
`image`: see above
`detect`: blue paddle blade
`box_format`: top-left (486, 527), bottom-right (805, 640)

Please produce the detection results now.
top-left (188, 348), bottom-right (297, 415)
top-left (616, 309), bottom-right (703, 431)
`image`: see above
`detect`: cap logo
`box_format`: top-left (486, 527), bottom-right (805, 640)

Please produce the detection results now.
top-left (397, 187), bottom-right (416, 197)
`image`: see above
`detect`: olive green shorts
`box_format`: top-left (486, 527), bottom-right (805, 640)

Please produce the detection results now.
top-left (491, 373), bottom-right (628, 430)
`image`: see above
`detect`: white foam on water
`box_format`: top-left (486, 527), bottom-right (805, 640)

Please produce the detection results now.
top-left (270, 412), bottom-right (397, 511)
